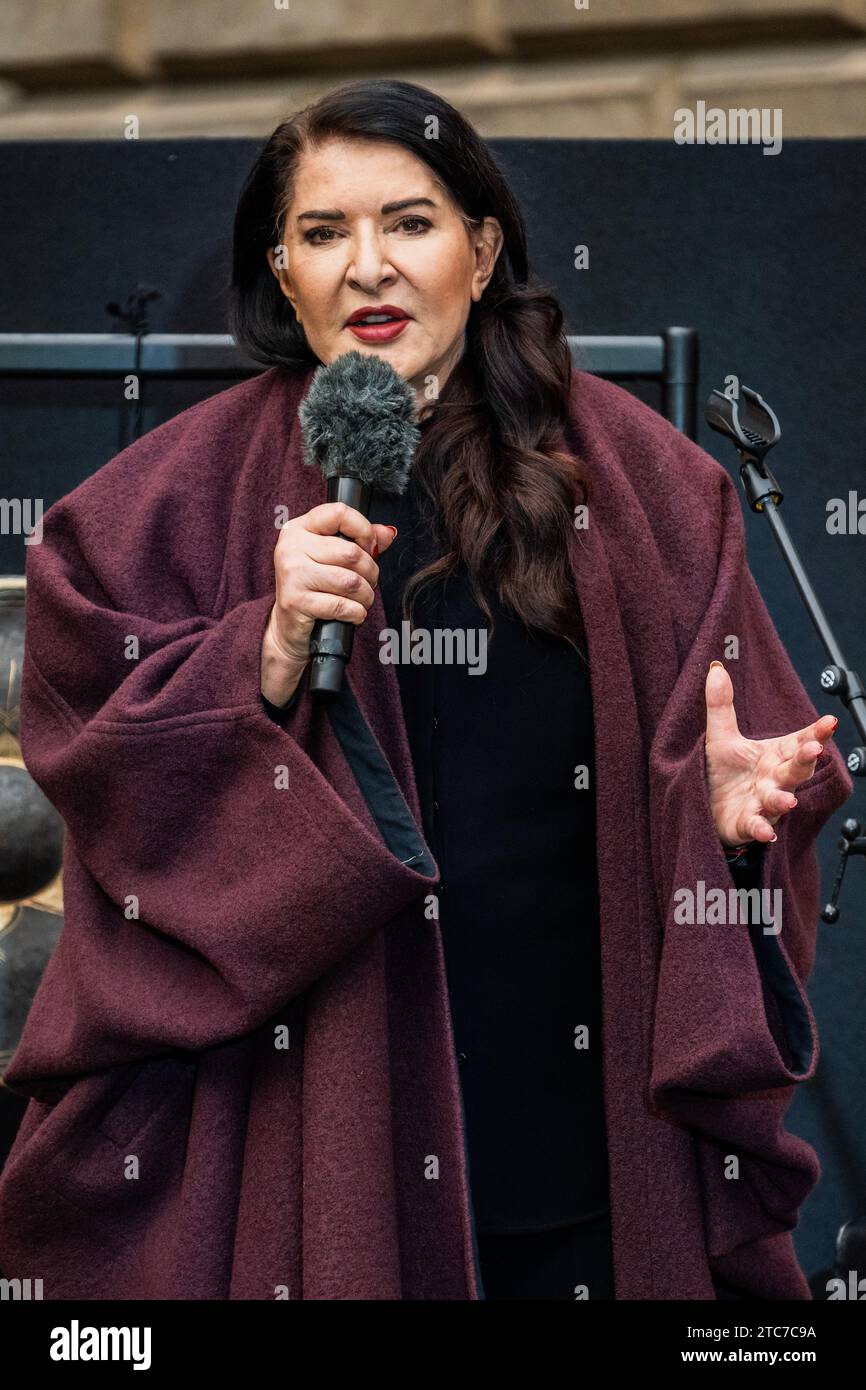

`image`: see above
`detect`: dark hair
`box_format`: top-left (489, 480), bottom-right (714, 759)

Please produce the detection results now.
top-left (230, 78), bottom-right (591, 651)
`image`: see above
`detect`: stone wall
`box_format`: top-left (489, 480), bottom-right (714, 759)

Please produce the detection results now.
top-left (0, 0), bottom-right (864, 137)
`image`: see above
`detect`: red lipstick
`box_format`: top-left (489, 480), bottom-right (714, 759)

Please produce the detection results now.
top-left (344, 304), bottom-right (412, 344)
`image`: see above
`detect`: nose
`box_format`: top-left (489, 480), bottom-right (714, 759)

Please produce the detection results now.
top-left (346, 223), bottom-right (397, 292)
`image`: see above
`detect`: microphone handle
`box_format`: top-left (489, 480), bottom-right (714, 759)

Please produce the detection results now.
top-left (309, 474), bottom-right (372, 700)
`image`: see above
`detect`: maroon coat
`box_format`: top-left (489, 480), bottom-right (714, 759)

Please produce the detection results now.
top-left (0, 363), bottom-right (852, 1299)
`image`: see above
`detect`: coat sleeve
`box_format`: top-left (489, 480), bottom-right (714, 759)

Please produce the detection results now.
top-left (646, 450), bottom-right (853, 1292)
top-left (3, 477), bottom-right (439, 1095)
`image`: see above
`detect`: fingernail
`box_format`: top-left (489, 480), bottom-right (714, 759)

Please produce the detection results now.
top-left (770, 833), bottom-right (778, 842)
top-left (710, 660), bottom-right (723, 670)
top-left (831, 717), bottom-right (839, 728)
top-left (386, 525), bottom-right (398, 537)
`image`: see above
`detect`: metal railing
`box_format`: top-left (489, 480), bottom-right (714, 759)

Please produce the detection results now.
top-left (0, 325), bottom-right (698, 437)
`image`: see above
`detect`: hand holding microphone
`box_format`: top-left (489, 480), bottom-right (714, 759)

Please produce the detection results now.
top-left (263, 350), bottom-right (418, 703)
top-left (261, 504), bottom-right (398, 707)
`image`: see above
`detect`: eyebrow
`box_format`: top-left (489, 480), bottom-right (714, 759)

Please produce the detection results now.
top-left (296, 196), bottom-right (438, 223)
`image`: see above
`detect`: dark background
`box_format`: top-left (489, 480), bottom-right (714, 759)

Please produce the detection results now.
top-left (0, 137), bottom-right (864, 1283)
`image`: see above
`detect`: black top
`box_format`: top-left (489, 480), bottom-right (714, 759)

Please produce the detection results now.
top-left (368, 423), bottom-right (609, 1232)
top-left (265, 413), bottom-right (765, 1237)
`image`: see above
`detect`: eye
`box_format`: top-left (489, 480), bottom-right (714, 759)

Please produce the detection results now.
top-left (303, 215), bottom-right (432, 245)
top-left (304, 226), bottom-right (339, 245)
top-left (394, 215), bottom-right (431, 234)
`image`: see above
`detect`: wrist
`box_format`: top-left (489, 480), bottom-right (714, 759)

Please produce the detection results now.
top-left (722, 843), bottom-right (751, 861)
top-left (261, 610), bottom-right (308, 706)
top-left (264, 607), bottom-right (309, 666)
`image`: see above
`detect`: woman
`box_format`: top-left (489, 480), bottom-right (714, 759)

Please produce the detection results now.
top-left (0, 80), bottom-right (852, 1301)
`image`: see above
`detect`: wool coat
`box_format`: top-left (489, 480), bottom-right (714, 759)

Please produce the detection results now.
top-left (0, 362), bottom-right (853, 1300)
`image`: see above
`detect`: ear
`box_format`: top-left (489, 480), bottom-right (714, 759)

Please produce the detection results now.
top-left (471, 218), bottom-right (505, 301)
top-left (266, 245), bottom-right (299, 318)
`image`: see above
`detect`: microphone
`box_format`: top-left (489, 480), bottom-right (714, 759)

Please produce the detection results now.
top-left (299, 350), bottom-right (419, 699)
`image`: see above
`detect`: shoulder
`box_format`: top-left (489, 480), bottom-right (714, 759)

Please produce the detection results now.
top-left (58, 367), bottom-right (305, 513)
top-left (565, 370), bottom-right (748, 622)
top-left (567, 369), bottom-right (728, 489)
top-left (29, 365), bottom-right (313, 615)
top-left (39, 365), bottom-right (312, 550)
top-left (566, 367), bottom-right (743, 541)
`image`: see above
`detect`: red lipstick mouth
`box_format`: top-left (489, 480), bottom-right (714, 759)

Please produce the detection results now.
top-left (344, 305), bottom-right (412, 327)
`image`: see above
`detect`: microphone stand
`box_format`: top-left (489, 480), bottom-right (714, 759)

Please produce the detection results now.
top-left (705, 383), bottom-right (866, 924)
top-left (104, 285), bottom-right (161, 447)
top-left (706, 382), bottom-right (865, 1299)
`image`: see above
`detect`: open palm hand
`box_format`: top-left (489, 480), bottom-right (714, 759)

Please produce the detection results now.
top-left (704, 660), bottom-right (838, 848)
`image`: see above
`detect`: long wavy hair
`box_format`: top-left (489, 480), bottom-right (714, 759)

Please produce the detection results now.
top-left (230, 78), bottom-right (591, 652)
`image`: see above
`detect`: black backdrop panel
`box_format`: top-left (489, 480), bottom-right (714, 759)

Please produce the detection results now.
top-left (0, 138), bottom-right (864, 1285)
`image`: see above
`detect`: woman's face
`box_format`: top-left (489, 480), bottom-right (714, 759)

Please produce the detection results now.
top-left (267, 137), bottom-right (503, 416)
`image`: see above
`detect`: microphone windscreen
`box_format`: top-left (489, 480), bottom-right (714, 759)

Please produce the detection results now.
top-left (298, 350), bottom-right (420, 496)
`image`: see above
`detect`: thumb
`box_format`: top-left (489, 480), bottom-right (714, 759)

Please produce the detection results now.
top-left (705, 660), bottom-right (740, 742)
top-left (373, 523), bottom-right (399, 554)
